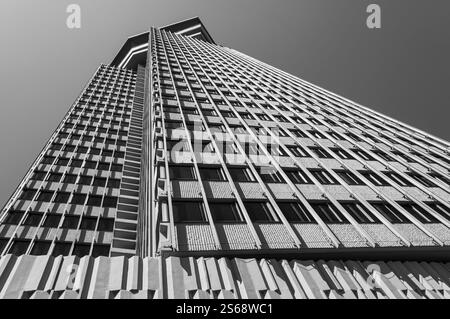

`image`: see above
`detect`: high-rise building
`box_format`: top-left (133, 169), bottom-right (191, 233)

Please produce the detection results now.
top-left (0, 17), bottom-right (449, 299)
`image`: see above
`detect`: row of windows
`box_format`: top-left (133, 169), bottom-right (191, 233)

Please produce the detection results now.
top-left (40, 156), bottom-right (123, 171)
top-left (49, 143), bottom-right (125, 158)
top-left (0, 239), bottom-right (110, 258)
top-left (19, 189), bottom-right (118, 207)
top-left (170, 200), bottom-right (450, 225)
top-left (2, 211), bottom-right (114, 231)
top-left (165, 164), bottom-right (441, 188)
top-left (31, 172), bottom-right (121, 187)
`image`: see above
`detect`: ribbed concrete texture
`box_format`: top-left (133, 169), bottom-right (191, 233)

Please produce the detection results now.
top-left (0, 254), bottom-right (449, 299)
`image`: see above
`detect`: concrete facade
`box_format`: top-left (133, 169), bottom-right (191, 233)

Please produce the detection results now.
top-left (0, 17), bottom-right (449, 298)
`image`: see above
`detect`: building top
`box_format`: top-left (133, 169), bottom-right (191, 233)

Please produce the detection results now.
top-left (111, 17), bottom-right (215, 70)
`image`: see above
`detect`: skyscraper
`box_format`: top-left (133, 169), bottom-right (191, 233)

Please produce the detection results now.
top-left (0, 17), bottom-right (449, 299)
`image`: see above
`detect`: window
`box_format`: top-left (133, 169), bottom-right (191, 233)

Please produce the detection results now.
top-left (407, 173), bottom-right (436, 188)
top-left (228, 167), bottom-right (254, 182)
top-left (285, 170), bottom-right (312, 184)
top-left (371, 203), bottom-right (409, 223)
top-left (372, 150), bottom-right (394, 161)
top-left (169, 165), bottom-right (196, 180)
top-left (62, 215), bottom-right (80, 229)
top-left (311, 202), bottom-right (347, 224)
top-left (199, 167), bottom-right (226, 181)
top-left (3, 211), bottom-right (24, 224)
top-left (335, 170), bottom-right (363, 185)
top-left (97, 218), bottom-right (114, 231)
top-left (0, 239), bottom-right (7, 254)
top-left (52, 242), bottom-right (72, 256)
top-left (291, 129), bottom-right (308, 138)
top-left (19, 188), bottom-right (37, 200)
top-left (288, 146), bottom-right (308, 157)
top-left (80, 217), bottom-right (97, 230)
top-left (400, 203), bottom-right (439, 223)
top-left (53, 191), bottom-right (70, 203)
top-left (92, 244), bottom-right (110, 257)
top-left (103, 196), bottom-right (118, 208)
top-left (71, 193), bottom-right (86, 205)
top-left (47, 172), bottom-right (62, 182)
top-left (72, 243), bottom-right (91, 257)
top-left (244, 202), bottom-right (276, 222)
top-left (32, 171), bottom-right (47, 180)
top-left (359, 171), bottom-right (389, 186)
top-left (97, 162), bottom-right (110, 170)
top-left (71, 159), bottom-right (83, 167)
top-left (111, 164), bottom-right (123, 172)
top-left (93, 177), bottom-right (107, 187)
top-left (56, 157), bottom-right (70, 166)
top-left (331, 148), bottom-right (353, 160)
top-left (341, 203), bottom-right (378, 224)
top-left (8, 240), bottom-right (31, 255)
top-left (63, 174), bottom-right (77, 183)
top-left (384, 172), bottom-right (413, 187)
top-left (209, 202), bottom-right (242, 222)
top-left (87, 195), bottom-right (102, 206)
top-left (258, 169), bottom-right (285, 183)
top-left (43, 214), bottom-right (61, 227)
top-left (22, 213), bottom-right (42, 226)
top-left (426, 203), bottom-right (450, 221)
top-left (37, 190), bottom-right (54, 202)
top-left (278, 202), bottom-right (314, 223)
top-left (309, 147), bottom-right (332, 159)
top-left (42, 156), bottom-right (56, 164)
top-left (352, 149), bottom-right (374, 161)
top-left (429, 173), bottom-right (450, 186)
top-left (172, 201), bottom-right (207, 222)
top-left (309, 170), bottom-right (339, 185)
top-left (30, 241), bottom-right (51, 255)
top-left (107, 178), bottom-right (121, 188)
top-left (78, 175), bottom-right (92, 185)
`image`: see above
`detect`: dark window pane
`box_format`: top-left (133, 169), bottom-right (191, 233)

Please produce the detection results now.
top-left (93, 177), bottom-right (107, 187)
top-left (9, 240), bottom-right (31, 255)
top-left (311, 203), bottom-right (347, 224)
top-left (72, 243), bottom-right (91, 257)
top-left (278, 202), bottom-right (314, 223)
top-left (107, 179), bottom-right (121, 188)
top-left (63, 174), bottom-right (77, 183)
top-left (78, 175), bottom-right (92, 185)
top-left (62, 215), bottom-right (79, 229)
top-left (47, 173), bottom-right (63, 182)
top-left (52, 242), bottom-right (72, 256)
top-left (22, 213), bottom-right (43, 226)
top-left (87, 195), bottom-right (102, 206)
top-left (37, 191), bottom-right (54, 202)
top-left (169, 165), bottom-right (196, 180)
top-left (244, 202), bottom-right (275, 222)
top-left (71, 193), bottom-right (86, 205)
top-left (97, 218), bottom-right (114, 231)
top-left (3, 211), bottom-right (25, 224)
top-left (30, 241), bottom-right (51, 255)
top-left (80, 217), bottom-right (97, 230)
top-left (172, 202), bottom-right (206, 222)
top-left (91, 244), bottom-right (110, 257)
top-left (19, 189), bottom-right (37, 200)
top-left (199, 167), bottom-right (226, 181)
top-left (209, 202), bottom-right (241, 222)
top-left (53, 192), bottom-right (70, 203)
top-left (102, 196), bottom-right (118, 208)
top-left (228, 168), bottom-right (254, 182)
top-left (43, 214), bottom-right (62, 227)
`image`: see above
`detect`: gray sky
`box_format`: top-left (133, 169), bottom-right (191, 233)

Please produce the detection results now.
top-left (0, 0), bottom-right (449, 207)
